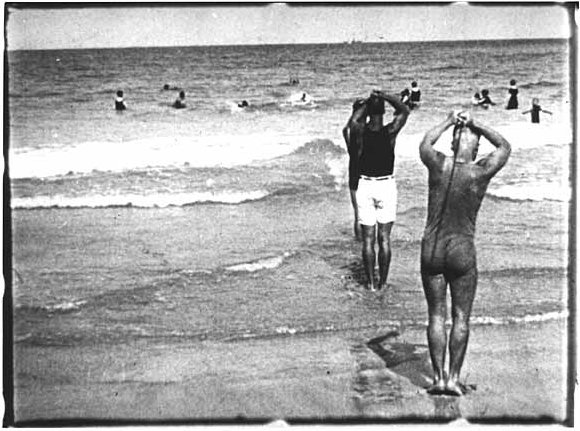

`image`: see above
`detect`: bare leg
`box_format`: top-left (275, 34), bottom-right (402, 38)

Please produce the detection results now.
top-left (377, 222), bottom-right (393, 290)
top-left (361, 224), bottom-right (377, 291)
top-left (350, 189), bottom-right (362, 240)
top-left (446, 267), bottom-right (477, 396)
top-left (421, 270), bottom-right (448, 394)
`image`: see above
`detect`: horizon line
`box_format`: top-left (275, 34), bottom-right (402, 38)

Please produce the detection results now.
top-left (7, 36), bottom-right (569, 52)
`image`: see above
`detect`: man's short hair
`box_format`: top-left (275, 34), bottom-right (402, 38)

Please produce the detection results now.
top-left (367, 95), bottom-right (385, 115)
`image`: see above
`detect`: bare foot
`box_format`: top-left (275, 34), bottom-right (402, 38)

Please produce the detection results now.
top-left (444, 379), bottom-right (465, 396)
top-left (367, 284), bottom-right (378, 292)
top-left (427, 378), bottom-right (446, 395)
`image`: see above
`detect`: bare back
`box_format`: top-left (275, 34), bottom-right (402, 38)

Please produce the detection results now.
top-left (424, 157), bottom-right (492, 240)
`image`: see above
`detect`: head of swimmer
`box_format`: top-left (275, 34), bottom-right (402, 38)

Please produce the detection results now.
top-left (451, 113), bottom-right (480, 161)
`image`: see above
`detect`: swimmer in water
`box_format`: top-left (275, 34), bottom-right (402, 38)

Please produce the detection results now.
top-left (477, 89), bottom-right (496, 108)
top-left (419, 111), bottom-right (511, 396)
top-left (300, 93), bottom-right (308, 102)
top-left (522, 98), bottom-right (552, 123)
top-left (471, 92), bottom-right (481, 106)
top-left (173, 90), bottom-right (186, 109)
top-left (115, 90), bottom-right (127, 111)
top-left (506, 79), bottom-right (519, 110)
top-left (409, 81), bottom-right (421, 109)
top-left (400, 88), bottom-right (411, 106)
top-left (237, 100), bottom-right (249, 108)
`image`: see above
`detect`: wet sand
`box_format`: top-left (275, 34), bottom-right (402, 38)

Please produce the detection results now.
top-left (14, 318), bottom-right (567, 424)
top-left (10, 184), bottom-right (570, 424)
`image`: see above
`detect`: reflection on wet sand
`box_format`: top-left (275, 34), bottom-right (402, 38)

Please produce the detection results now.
top-left (350, 329), bottom-right (465, 420)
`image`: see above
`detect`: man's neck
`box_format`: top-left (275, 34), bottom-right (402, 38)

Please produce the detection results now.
top-left (453, 147), bottom-right (474, 163)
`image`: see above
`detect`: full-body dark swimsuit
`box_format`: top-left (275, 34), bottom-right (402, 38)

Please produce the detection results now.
top-left (531, 105), bottom-right (541, 123)
top-left (507, 87), bottom-right (518, 110)
top-left (421, 158), bottom-right (490, 278)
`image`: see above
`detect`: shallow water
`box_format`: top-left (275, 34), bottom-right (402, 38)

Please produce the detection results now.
top-left (9, 39), bottom-right (571, 348)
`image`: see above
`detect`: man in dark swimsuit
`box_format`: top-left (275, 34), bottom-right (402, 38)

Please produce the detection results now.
top-left (506, 79), bottom-right (518, 110)
top-left (522, 97), bottom-right (553, 123)
top-left (409, 81), bottom-right (421, 109)
top-left (419, 111), bottom-right (511, 395)
top-left (342, 98), bottom-right (366, 239)
top-left (115, 90), bottom-right (127, 111)
top-left (348, 91), bottom-right (409, 291)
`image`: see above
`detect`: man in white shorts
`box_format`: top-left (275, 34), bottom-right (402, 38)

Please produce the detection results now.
top-left (347, 91), bottom-right (409, 291)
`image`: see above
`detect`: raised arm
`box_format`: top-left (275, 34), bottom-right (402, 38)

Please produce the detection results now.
top-left (348, 99), bottom-right (368, 129)
top-left (419, 112), bottom-right (455, 169)
top-left (373, 90), bottom-right (410, 135)
top-left (541, 108), bottom-right (553, 115)
top-left (345, 99), bottom-right (367, 158)
top-left (470, 120), bottom-right (511, 178)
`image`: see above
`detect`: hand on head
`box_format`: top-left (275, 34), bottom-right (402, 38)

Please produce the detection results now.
top-left (352, 98), bottom-right (366, 110)
top-left (450, 110), bottom-right (472, 128)
top-left (371, 89), bottom-right (386, 98)
top-left (455, 111), bottom-right (471, 127)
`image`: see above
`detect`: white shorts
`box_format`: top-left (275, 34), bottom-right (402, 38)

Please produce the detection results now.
top-left (356, 176), bottom-right (397, 226)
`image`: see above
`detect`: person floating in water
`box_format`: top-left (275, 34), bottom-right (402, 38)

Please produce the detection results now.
top-left (115, 90), bottom-right (127, 111)
top-left (289, 77), bottom-right (300, 85)
top-left (300, 93), bottom-right (308, 102)
top-left (477, 89), bottom-right (496, 109)
top-left (163, 84), bottom-right (180, 91)
top-left (342, 98), bottom-right (366, 239)
top-left (419, 111), bottom-right (511, 396)
top-left (522, 97), bottom-right (552, 123)
top-left (400, 88), bottom-right (411, 106)
top-left (348, 91), bottom-right (410, 291)
top-left (471, 92), bottom-right (481, 106)
top-left (506, 79), bottom-right (519, 110)
top-left (409, 81), bottom-right (421, 109)
top-left (237, 100), bottom-right (249, 108)
top-left (173, 90), bottom-right (186, 109)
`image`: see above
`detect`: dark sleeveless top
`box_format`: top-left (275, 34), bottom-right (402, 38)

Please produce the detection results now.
top-left (410, 89), bottom-right (421, 102)
top-left (359, 127), bottom-right (395, 177)
top-left (115, 99), bottom-right (126, 111)
top-left (531, 105), bottom-right (541, 123)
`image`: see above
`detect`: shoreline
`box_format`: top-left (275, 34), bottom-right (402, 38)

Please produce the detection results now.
top-left (14, 318), bottom-right (567, 424)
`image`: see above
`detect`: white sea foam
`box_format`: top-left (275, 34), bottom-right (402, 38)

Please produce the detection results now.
top-left (225, 252), bottom-right (292, 273)
top-left (12, 190), bottom-right (270, 209)
top-left (487, 181), bottom-right (571, 202)
top-left (422, 310), bottom-right (568, 327)
top-left (324, 154), bottom-right (349, 190)
top-left (43, 299), bottom-right (88, 313)
top-left (286, 92), bottom-right (314, 105)
top-left (470, 310), bottom-right (568, 325)
top-left (10, 132), bottom-right (314, 179)
top-left (394, 121), bottom-right (572, 160)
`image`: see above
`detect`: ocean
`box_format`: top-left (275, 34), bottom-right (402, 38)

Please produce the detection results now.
top-left (8, 39), bottom-right (571, 348)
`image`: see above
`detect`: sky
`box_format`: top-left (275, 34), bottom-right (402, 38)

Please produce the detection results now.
top-left (5, 3), bottom-right (572, 50)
